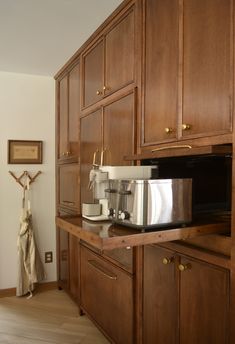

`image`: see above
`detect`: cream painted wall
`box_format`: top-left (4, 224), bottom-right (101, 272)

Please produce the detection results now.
top-left (0, 71), bottom-right (56, 289)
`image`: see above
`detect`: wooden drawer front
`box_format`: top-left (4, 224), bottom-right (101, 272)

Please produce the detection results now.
top-left (103, 247), bottom-right (133, 274)
top-left (58, 164), bottom-right (80, 211)
top-left (81, 246), bottom-right (133, 343)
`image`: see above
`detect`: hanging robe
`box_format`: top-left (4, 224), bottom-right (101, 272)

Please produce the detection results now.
top-left (16, 177), bottom-right (45, 297)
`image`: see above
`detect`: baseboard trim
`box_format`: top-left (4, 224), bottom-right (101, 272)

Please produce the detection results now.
top-left (0, 281), bottom-right (57, 298)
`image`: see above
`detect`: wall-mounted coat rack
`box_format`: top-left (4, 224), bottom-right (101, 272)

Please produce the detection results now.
top-left (8, 171), bottom-right (42, 188)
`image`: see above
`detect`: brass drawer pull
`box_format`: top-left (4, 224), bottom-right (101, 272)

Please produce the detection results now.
top-left (178, 263), bottom-right (191, 271)
top-left (165, 127), bottom-right (173, 134)
top-left (96, 90), bottom-right (102, 95)
top-left (151, 145), bottom-right (192, 153)
top-left (162, 257), bottom-right (174, 265)
top-left (62, 200), bottom-right (75, 205)
top-left (88, 259), bottom-right (117, 280)
top-left (182, 123), bottom-right (191, 131)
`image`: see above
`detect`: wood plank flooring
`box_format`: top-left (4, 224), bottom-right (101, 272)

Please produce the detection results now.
top-left (0, 289), bottom-right (109, 344)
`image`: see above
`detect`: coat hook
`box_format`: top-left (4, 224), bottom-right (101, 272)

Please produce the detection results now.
top-left (8, 171), bottom-right (42, 188)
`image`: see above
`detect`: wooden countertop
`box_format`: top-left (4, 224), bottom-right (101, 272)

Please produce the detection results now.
top-left (56, 215), bottom-right (230, 251)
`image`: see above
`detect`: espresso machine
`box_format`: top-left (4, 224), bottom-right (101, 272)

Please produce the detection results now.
top-left (82, 164), bottom-right (155, 221)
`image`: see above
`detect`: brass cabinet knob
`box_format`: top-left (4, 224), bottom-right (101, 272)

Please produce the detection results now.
top-left (66, 151), bottom-right (70, 156)
top-left (62, 152), bottom-right (66, 156)
top-left (96, 90), bottom-right (102, 95)
top-left (165, 127), bottom-right (173, 134)
top-left (162, 257), bottom-right (174, 265)
top-left (178, 263), bottom-right (191, 271)
top-left (182, 123), bottom-right (191, 131)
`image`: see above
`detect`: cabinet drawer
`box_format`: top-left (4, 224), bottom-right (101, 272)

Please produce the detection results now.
top-left (58, 164), bottom-right (80, 212)
top-left (103, 247), bottom-right (133, 274)
top-left (81, 245), bottom-right (133, 343)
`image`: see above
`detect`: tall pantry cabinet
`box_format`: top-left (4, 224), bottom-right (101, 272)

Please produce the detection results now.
top-left (55, 0), bottom-right (235, 343)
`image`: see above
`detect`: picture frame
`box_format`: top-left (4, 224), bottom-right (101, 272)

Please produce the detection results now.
top-left (8, 140), bottom-right (43, 164)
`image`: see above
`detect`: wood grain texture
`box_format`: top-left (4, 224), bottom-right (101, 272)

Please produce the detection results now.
top-left (143, 0), bottom-right (179, 145)
top-left (143, 245), bottom-right (178, 344)
top-left (103, 92), bottom-right (135, 165)
top-left (83, 40), bottom-right (104, 108)
top-left (105, 8), bottom-right (134, 95)
top-left (182, 0), bottom-right (232, 138)
top-left (59, 75), bottom-right (69, 158)
top-left (80, 245), bottom-right (133, 343)
top-left (179, 255), bottom-right (229, 344)
top-left (80, 109), bottom-right (102, 204)
top-left (58, 163), bottom-right (80, 212)
top-left (0, 290), bottom-right (109, 344)
top-left (56, 216), bottom-right (230, 251)
top-left (68, 62), bottom-right (80, 158)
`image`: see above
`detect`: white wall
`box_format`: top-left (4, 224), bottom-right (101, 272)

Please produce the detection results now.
top-left (0, 71), bottom-right (56, 289)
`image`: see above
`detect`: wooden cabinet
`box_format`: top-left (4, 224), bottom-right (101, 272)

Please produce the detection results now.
top-left (58, 163), bottom-right (80, 212)
top-left (82, 7), bottom-right (134, 108)
top-left (80, 91), bottom-right (135, 204)
top-left (142, 0), bottom-right (232, 147)
top-left (142, 0), bottom-right (179, 146)
top-left (80, 109), bottom-right (103, 204)
top-left (80, 245), bottom-right (133, 343)
top-left (143, 245), bottom-right (230, 344)
top-left (57, 227), bottom-right (80, 304)
top-left (182, 0), bottom-right (232, 139)
top-left (58, 61), bottom-right (80, 161)
top-left (57, 227), bottom-right (69, 291)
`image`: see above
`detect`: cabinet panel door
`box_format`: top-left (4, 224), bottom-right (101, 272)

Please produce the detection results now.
top-left (182, 0), bottom-right (232, 138)
top-left (143, 245), bottom-right (177, 344)
top-left (59, 164), bottom-right (80, 212)
top-left (68, 63), bottom-right (80, 158)
top-left (83, 40), bottom-right (104, 108)
top-left (81, 246), bottom-right (133, 343)
top-left (180, 256), bottom-right (229, 344)
top-left (103, 92), bottom-right (135, 165)
top-left (105, 9), bottom-right (134, 95)
top-left (59, 76), bottom-right (68, 158)
top-left (69, 234), bottom-right (79, 303)
top-left (142, 0), bottom-right (179, 145)
top-left (58, 228), bottom-right (69, 290)
top-left (80, 110), bottom-right (102, 204)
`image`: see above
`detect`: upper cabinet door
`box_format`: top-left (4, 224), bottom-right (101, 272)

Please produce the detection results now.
top-left (105, 9), bottom-right (135, 96)
top-left (58, 61), bottom-right (80, 162)
top-left (80, 109), bottom-right (103, 204)
top-left (182, 0), bottom-right (232, 138)
top-left (103, 92), bottom-right (136, 165)
top-left (59, 75), bottom-right (69, 158)
top-left (68, 63), bottom-right (80, 158)
top-left (83, 40), bottom-right (104, 108)
top-left (142, 0), bottom-right (179, 146)
top-left (82, 6), bottom-right (135, 109)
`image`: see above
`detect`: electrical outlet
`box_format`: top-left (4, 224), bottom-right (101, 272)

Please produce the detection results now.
top-left (45, 251), bottom-right (53, 263)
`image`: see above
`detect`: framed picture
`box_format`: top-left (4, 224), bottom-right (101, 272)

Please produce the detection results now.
top-left (8, 140), bottom-right (43, 164)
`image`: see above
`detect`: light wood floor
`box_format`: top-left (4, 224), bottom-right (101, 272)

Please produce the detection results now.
top-left (0, 289), bottom-right (109, 344)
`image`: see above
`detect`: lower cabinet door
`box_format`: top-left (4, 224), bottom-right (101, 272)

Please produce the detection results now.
top-left (143, 245), bottom-right (178, 344)
top-left (81, 245), bottom-right (133, 343)
top-left (58, 228), bottom-right (69, 291)
top-left (179, 256), bottom-right (229, 344)
top-left (69, 234), bottom-right (79, 303)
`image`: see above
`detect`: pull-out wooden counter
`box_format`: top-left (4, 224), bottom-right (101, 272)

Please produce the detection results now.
top-left (56, 215), bottom-right (230, 251)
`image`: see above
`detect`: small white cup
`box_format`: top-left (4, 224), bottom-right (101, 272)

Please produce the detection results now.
top-left (82, 203), bottom-right (101, 216)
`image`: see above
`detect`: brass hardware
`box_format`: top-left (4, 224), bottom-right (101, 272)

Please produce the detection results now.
top-left (96, 90), bottom-right (102, 95)
top-left (162, 257), bottom-right (174, 265)
top-left (100, 148), bottom-right (107, 167)
top-left (165, 127), bottom-right (173, 134)
top-left (62, 152), bottom-right (66, 156)
top-left (92, 149), bottom-right (99, 166)
top-left (103, 86), bottom-right (109, 92)
top-left (178, 263), bottom-right (191, 271)
top-left (88, 260), bottom-right (117, 280)
top-left (151, 145), bottom-right (192, 153)
top-left (66, 151), bottom-right (70, 156)
top-left (62, 200), bottom-right (75, 205)
top-left (182, 123), bottom-right (191, 131)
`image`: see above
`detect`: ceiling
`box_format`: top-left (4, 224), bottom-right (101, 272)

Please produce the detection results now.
top-left (0, 0), bottom-right (123, 77)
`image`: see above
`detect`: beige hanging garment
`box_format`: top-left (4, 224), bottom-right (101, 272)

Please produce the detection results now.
top-left (16, 177), bottom-right (45, 297)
